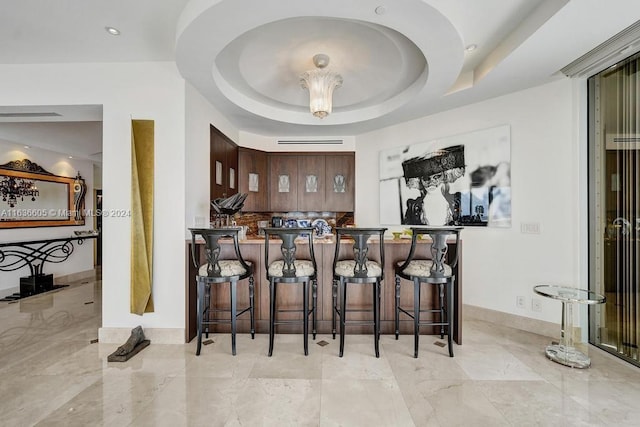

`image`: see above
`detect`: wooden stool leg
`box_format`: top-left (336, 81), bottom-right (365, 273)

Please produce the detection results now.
top-left (413, 279), bottom-right (421, 358)
top-left (303, 280), bottom-right (309, 356)
top-left (268, 279), bottom-right (276, 357)
top-left (312, 279), bottom-right (317, 340)
top-left (447, 278), bottom-right (455, 357)
top-left (373, 279), bottom-right (380, 358)
top-left (395, 276), bottom-right (400, 340)
top-left (249, 276), bottom-right (255, 339)
top-left (332, 279), bottom-right (338, 339)
top-left (204, 283), bottom-right (211, 339)
top-left (196, 279), bottom-right (206, 356)
top-left (339, 279), bottom-right (347, 357)
top-left (230, 280), bottom-right (237, 356)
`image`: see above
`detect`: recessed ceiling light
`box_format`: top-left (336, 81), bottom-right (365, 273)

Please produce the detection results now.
top-left (24, 145), bottom-right (30, 149)
top-left (375, 6), bottom-right (386, 15)
top-left (465, 44), bottom-right (478, 52)
top-left (105, 26), bottom-right (120, 36)
top-left (68, 156), bottom-right (73, 159)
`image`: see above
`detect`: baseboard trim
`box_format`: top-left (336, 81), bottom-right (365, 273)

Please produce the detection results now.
top-left (99, 327), bottom-right (185, 344)
top-left (463, 304), bottom-right (560, 339)
top-left (54, 269), bottom-right (98, 285)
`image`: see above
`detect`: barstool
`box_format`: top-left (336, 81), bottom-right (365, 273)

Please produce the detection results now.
top-left (264, 227), bottom-right (318, 356)
top-left (394, 226), bottom-right (462, 357)
top-left (189, 227), bottom-right (255, 356)
top-left (332, 227), bottom-right (387, 357)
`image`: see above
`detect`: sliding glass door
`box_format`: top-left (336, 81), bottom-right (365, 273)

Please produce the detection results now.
top-left (589, 51), bottom-right (640, 365)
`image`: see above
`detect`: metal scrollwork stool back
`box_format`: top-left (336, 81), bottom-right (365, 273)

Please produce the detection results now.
top-left (189, 227), bottom-right (255, 356)
top-left (395, 226), bottom-right (462, 357)
top-left (264, 227), bottom-right (318, 356)
top-left (332, 227), bottom-right (387, 357)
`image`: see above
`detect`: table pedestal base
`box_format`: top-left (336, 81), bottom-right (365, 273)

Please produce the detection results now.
top-left (545, 344), bottom-right (591, 369)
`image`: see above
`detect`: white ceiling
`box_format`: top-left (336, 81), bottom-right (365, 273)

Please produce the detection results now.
top-left (0, 0), bottom-right (639, 157)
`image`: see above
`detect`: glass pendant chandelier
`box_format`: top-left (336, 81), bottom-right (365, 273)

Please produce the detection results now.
top-left (300, 54), bottom-right (343, 119)
top-left (0, 175), bottom-right (39, 208)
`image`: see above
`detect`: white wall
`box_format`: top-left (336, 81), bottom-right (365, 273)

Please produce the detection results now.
top-left (184, 83), bottom-right (239, 236)
top-left (0, 140), bottom-right (95, 295)
top-left (0, 62), bottom-right (187, 334)
top-left (355, 79), bottom-right (578, 324)
top-left (239, 131), bottom-right (356, 152)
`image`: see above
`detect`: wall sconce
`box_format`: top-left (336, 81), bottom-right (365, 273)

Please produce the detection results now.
top-left (300, 54), bottom-right (343, 119)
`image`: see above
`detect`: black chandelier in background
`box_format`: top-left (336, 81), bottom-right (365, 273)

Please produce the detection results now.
top-left (0, 175), bottom-right (39, 208)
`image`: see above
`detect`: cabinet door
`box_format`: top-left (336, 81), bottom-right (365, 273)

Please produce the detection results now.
top-left (210, 125), bottom-right (238, 200)
top-left (238, 147), bottom-right (268, 211)
top-left (210, 128), bottom-right (227, 200)
top-left (226, 141), bottom-right (238, 198)
top-left (297, 155), bottom-right (325, 211)
top-left (269, 154), bottom-right (298, 211)
top-left (325, 154), bottom-right (355, 211)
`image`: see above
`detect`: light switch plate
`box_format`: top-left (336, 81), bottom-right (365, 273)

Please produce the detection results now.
top-left (521, 222), bottom-right (541, 234)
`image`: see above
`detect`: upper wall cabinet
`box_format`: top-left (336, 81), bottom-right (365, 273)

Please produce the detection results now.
top-left (238, 147), bottom-right (268, 211)
top-left (297, 154), bottom-right (325, 211)
top-left (210, 125), bottom-right (238, 201)
top-left (325, 154), bottom-right (355, 212)
top-left (268, 154), bottom-right (298, 212)
top-left (268, 152), bottom-right (354, 212)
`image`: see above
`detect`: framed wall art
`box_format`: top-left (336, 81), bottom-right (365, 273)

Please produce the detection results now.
top-left (379, 125), bottom-right (511, 227)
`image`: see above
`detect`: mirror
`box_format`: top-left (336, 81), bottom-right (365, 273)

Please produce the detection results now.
top-left (0, 159), bottom-right (86, 228)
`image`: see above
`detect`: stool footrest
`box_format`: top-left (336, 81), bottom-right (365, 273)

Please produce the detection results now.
top-left (206, 307), bottom-right (251, 315)
top-left (341, 321), bottom-right (376, 327)
top-left (273, 319), bottom-right (309, 326)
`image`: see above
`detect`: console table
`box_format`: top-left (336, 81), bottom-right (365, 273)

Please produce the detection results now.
top-left (0, 235), bottom-right (98, 298)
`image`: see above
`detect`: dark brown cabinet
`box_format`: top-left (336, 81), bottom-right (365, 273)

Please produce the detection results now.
top-left (238, 147), bottom-right (268, 211)
top-left (325, 154), bottom-right (355, 212)
top-left (269, 154), bottom-right (298, 211)
top-left (297, 154), bottom-right (325, 211)
top-left (268, 152), bottom-right (354, 212)
top-left (210, 125), bottom-right (238, 201)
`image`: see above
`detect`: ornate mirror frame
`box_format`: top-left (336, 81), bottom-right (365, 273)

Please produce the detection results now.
top-left (0, 159), bottom-right (87, 229)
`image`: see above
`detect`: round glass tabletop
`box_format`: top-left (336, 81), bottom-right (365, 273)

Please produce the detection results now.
top-left (533, 285), bottom-right (605, 305)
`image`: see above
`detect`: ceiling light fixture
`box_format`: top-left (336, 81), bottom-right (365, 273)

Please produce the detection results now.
top-left (299, 54), bottom-right (343, 119)
top-left (105, 26), bottom-right (120, 36)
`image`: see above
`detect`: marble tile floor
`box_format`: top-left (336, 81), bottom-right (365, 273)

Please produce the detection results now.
top-left (2, 278), bottom-right (640, 426)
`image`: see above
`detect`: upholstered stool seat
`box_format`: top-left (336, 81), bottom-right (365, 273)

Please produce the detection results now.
top-left (267, 260), bottom-right (315, 277)
top-left (199, 260), bottom-right (252, 277)
top-left (395, 226), bottom-right (462, 358)
top-left (396, 260), bottom-right (452, 277)
top-left (264, 227), bottom-right (318, 356)
top-left (335, 260), bottom-right (382, 278)
top-left (332, 227), bottom-right (387, 358)
top-left (189, 227), bottom-right (255, 356)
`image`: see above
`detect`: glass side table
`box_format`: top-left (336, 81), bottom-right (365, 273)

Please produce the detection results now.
top-left (533, 285), bottom-right (605, 369)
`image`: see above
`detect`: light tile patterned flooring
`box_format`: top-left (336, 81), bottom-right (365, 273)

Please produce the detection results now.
top-left (2, 277), bottom-right (640, 426)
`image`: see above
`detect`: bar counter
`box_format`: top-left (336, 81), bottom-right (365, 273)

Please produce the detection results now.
top-left (185, 235), bottom-right (462, 344)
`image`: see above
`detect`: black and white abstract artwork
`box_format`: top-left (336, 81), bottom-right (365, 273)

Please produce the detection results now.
top-left (379, 125), bottom-right (511, 227)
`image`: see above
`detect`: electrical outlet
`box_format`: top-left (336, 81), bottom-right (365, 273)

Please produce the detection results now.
top-left (532, 298), bottom-right (542, 312)
top-left (516, 296), bottom-right (526, 309)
